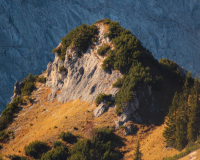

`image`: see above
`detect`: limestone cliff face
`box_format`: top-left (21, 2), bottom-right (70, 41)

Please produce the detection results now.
top-left (1, 0), bottom-right (200, 111)
top-left (46, 24), bottom-right (121, 103)
top-left (46, 23), bottom-right (157, 129)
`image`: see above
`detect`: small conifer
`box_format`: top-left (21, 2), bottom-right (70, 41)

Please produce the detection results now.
top-left (133, 141), bottom-right (142, 160)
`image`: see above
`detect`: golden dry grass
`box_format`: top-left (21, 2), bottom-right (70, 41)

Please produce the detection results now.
top-left (1, 82), bottom-right (181, 160)
top-left (179, 149), bottom-right (200, 160)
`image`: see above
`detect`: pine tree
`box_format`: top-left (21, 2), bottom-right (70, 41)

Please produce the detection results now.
top-left (174, 78), bottom-right (190, 150)
top-left (182, 77), bottom-right (190, 102)
top-left (175, 105), bottom-right (188, 150)
top-left (133, 141), bottom-right (142, 160)
top-left (163, 92), bottom-right (180, 146)
top-left (187, 76), bottom-right (200, 143)
top-left (186, 71), bottom-right (194, 88)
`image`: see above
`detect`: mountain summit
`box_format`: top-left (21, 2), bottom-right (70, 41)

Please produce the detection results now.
top-left (0, 19), bottom-right (195, 160)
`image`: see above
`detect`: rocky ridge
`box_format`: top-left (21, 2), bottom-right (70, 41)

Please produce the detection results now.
top-left (46, 23), bottom-right (121, 103)
top-left (46, 23), bottom-right (157, 129)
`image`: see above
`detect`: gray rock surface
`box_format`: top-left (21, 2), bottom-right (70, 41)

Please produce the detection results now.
top-left (1, 0), bottom-right (200, 112)
top-left (94, 102), bottom-right (109, 117)
top-left (46, 23), bottom-right (122, 104)
top-left (46, 24), bottom-right (158, 128)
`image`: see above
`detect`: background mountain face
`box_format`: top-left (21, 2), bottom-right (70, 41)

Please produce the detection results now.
top-left (0, 0), bottom-right (200, 112)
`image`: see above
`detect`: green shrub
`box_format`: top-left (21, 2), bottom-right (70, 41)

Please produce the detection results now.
top-left (101, 50), bottom-right (115, 71)
top-left (5, 155), bottom-right (27, 160)
top-left (95, 93), bottom-right (113, 106)
top-left (0, 131), bottom-right (8, 142)
top-left (41, 146), bottom-right (68, 160)
top-left (93, 127), bottom-right (114, 142)
top-left (26, 96), bottom-right (34, 104)
top-left (95, 18), bottom-right (112, 25)
top-left (114, 63), bottom-right (152, 115)
top-left (0, 96), bottom-right (23, 131)
top-left (22, 73), bottom-right (37, 84)
top-left (55, 23), bottom-right (98, 61)
top-left (21, 82), bottom-right (35, 95)
top-left (24, 140), bottom-right (49, 158)
top-left (159, 58), bottom-right (183, 82)
top-left (73, 127), bottom-right (78, 130)
top-left (59, 131), bottom-right (76, 143)
top-left (52, 141), bottom-right (63, 148)
top-left (112, 77), bottom-right (125, 88)
top-left (52, 47), bottom-right (61, 54)
top-left (21, 73), bottom-right (37, 96)
top-left (68, 128), bottom-right (119, 160)
top-left (101, 21), bottom-right (145, 74)
top-left (36, 76), bottom-right (46, 83)
top-left (97, 44), bottom-right (110, 55)
top-left (58, 65), bottom-right (66, 73)
top-left (105, 21), bottom-right (126, 39)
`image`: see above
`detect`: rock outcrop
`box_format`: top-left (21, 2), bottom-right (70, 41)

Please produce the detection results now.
top-left (1, 0), bottom-right (200, 112)
top-left (46, 23), bottom-right (122, 109)
top-left (46, 23), bottom-right (158, 129)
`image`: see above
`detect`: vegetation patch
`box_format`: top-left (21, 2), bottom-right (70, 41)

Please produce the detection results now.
top-left (0, 96), bottom-right (23, 131)
top-left (159, 58), bottom-right (183, 82)
top-left (24, 140), bottom-right (49, 158)
top-left (52, 24), bottom-right (98, 61)
top-left (5, 155), bottom-right (27, 160)
top-left (0, 131), bottom-right (8, 142)
top-left (68, 127), bottom-right (122, 160)
top-left (95, 19), bottom-right (185, 117)
top-left (163, 74), bottom-right (198, 150)
top-left (52, 141), bottom-right (63, 148)
top-left (58, 65), bottom-right (66, 73)
top-left (97, 44), bottom-right (110, 55)
top-left (41, 145), bottom-right (68, 160)
top-left (95, 93), bottom-right (114, 106)
top-left (21, 74), bottom-right (38, 96)
top-left (114, 63), bottom-right (153, 115)
top-left (36, 76), bottom-right (46, 83)
top-left (59, 131), bottom-right (76, 143)
top-left (21, 128), bottom-right (123, 159)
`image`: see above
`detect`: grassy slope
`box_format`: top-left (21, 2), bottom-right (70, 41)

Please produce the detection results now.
top-left (179, 149), bottom-right (200, 160)
top-left (0, 76), bottom-right (180, 160)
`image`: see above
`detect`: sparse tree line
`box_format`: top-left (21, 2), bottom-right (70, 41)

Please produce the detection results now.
top-left (163, 73), bottom-right (200, 150)
top-left (4, 128), bottom-right (123, 160)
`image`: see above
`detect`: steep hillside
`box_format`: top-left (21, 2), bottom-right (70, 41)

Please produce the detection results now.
top-left (1, 0), bottom-right (200, 113)
top-left (0, 20), bottom-right (195, 160)
top-left (0, 80), bottom-right (180, 160)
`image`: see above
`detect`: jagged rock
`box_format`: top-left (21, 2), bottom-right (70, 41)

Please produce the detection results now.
top-left (115, 93), bottom-right (140, 128)
top-left (114, 85), bottom-right (160, 128)
top-left (46, 62), bottom-right (52, 77)
top-left (10, 80), bottom-right (23, 102)
top-left (46, 24), bottom-right (122, 103)
top-left (93, 102), bottom-right (108, 117)
top-left (46, 23), bottom-right (161, 129)
top-left (124, 122), bottom-right (138, 136)
top-left (125, 125), bottom-right (134, 135)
